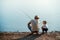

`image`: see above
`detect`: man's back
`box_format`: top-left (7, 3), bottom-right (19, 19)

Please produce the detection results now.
top-left (30, 19), bottom-right (39, 31)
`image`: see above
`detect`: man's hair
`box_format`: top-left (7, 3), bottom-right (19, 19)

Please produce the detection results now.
top-left (34, 15), bottom-right (39, 19)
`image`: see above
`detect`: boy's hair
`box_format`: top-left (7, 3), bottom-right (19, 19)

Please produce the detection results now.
top-left (43, 21), bottom-right (47, 24)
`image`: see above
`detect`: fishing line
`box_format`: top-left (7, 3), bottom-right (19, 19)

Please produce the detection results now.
top-left (17, 9), bottom-right (32, 19)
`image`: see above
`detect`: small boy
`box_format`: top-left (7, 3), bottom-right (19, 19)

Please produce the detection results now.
top-left (41, 21), bottom-right (48, 34)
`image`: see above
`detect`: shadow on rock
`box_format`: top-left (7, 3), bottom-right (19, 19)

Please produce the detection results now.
top-left (16, 33), bottom-right (43, 40)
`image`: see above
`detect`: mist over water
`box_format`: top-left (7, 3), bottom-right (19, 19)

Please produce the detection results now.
top-left (0, 0), bottom-right (60, 32)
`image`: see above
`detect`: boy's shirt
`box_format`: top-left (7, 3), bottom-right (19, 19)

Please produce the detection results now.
top-left (42, 24), bottom-right (48, 28)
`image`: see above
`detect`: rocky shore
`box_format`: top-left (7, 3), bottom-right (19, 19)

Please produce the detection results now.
top-left (0, 32), bottom-right (60, 40)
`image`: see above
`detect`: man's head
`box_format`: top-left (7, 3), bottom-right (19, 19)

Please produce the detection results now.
top-left (34, 15), bottom-right (39, 20)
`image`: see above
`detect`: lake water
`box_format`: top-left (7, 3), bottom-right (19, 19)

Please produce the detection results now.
top-left (0, 0), bottom-right (60, 32)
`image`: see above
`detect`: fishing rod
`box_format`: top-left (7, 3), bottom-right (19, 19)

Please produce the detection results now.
top-left (17, 9), bottom-right (32, 19)
top-left (17, 9), bottom-right (40, 21)
top-left (22, 10), bottom-right (32, 19)
top-left (21, 10), bottom-right (41, 24)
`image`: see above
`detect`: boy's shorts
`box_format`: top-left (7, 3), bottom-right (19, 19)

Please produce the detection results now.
top-left (42, 28), bottom-right (48, 31)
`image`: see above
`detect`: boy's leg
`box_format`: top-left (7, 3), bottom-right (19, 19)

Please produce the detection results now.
top-left (45, 28), bottom-right (48, 33)
top-left (42, 29), bottom-right (44, 34)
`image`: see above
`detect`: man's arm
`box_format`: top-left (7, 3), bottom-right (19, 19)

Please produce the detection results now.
top-left (28, 22), bottom-right (31, 26)
top-left (27, 21), bottom-right (32, 31)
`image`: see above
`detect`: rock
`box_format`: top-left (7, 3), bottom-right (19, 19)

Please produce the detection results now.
top-left (56, 36), bottom-right (60, 40)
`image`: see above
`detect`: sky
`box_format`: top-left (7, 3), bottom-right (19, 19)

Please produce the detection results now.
top-left (0, 0), bottom-right (60, 32)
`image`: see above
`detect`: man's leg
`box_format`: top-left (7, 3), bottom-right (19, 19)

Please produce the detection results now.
top-left (35, 31), bottom-right (39, 35)
top-left (31, 31), bottom-right (39, 35)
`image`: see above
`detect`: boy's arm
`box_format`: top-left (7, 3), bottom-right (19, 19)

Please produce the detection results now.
top-left (46, 25), bottom-right (48, 28)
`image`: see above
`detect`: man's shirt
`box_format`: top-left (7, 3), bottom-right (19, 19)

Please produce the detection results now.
top-left (29, 19), bottom-right (39, 31)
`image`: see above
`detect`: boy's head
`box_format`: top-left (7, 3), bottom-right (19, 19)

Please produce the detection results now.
top-left (43, 21), bottom-right (47, 24)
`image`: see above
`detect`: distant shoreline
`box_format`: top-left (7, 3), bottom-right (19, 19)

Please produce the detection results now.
top-left (0, 31), bottom-right (60, 33)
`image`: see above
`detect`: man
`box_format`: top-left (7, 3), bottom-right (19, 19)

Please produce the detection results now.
top-left (28, 15), bottom-right (39, 34)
